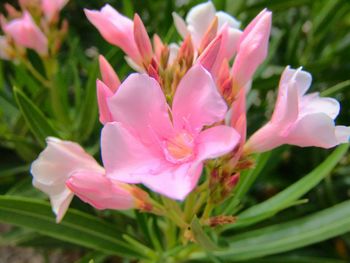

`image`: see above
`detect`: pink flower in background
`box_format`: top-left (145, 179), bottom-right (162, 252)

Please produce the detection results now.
top-left (42, 0), bottom-right (69, 22)
top-left (97, 55), bottom-right (121, 124)
top-left (31, 137), bottom-right (135, 222)
top-left (246, 67), bottom-right (350, 153)
top-left (3, 11), bottom-right (48, 55)
top-left (101, 65), bottom-right (240, 200)
top-left (172, 1), bottom-right (241, 55)
top-left (231, 9), bottom-right (271, 90)
top-left (85, 5), bottom-right (142, 65)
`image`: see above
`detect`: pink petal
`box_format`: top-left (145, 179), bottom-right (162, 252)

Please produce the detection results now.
top-left (30, 137), bottom-right (103, 222)
top-left (101, 122), bottom-right (164, 184)
top-left (42, 0), bottom-right (68, 21)
top-left (133, 14), bottom-right (153, 64)
top-left (231, 10), bottom-right (271, 88)
top-left (300, 93), bottom-right (339, 119)
top-left (84, 5), bottom-right (141, 63)
top-left (66, 171), bottom-right (135, 210)
top-left (4, 11), bottom-right (47, 55)
top-left (172, 12), bottom-right (189, 39)
top-left (287, 113), bottom-right (342, 148)
top-left (197, 32), bottom-right (223, 74)
top-left (97, 80), bottom-right (114, 124)
top-left (108, 73), bottom-right (173, 142)
top-left (245, 123), bottom-right (284, 153)
top-left (216, 11), bottom-right (240, 29)
top-left (99, 55), bottom-right (120, 92)
top-left (195, 125), bottom-right (240, 161)
top-left (186, 1), bottom-right (216, 48)
top-left (172, 65), bottom-right (228, 133)
top-left (271, 73), bottom-right (300, 125)
top-left (140, 162), bottom-right (203, 200)
top-left (278, 66), bottom-right (312, 96)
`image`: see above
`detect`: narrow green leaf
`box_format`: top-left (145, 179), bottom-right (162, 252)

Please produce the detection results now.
top-left (321, 80), bottom-right (350, 97)
top-left (224, 144), bottom-right (348, 230)
top-left (13, 88), bottom-right (58, 146)
top-left (191, 216), bottom-right (218, 251)
top-left (0, 196), bottom-right (145, 259)
top-left (192, 200), bottom-right (350, 261)
top-left (76, 61), bottom-right (99, 142)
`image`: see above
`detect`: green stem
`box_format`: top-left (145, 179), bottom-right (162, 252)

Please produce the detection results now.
top-left (21, 59), bottom-right (50, 88)
top-left (201, 201), bottom-right (214, 223)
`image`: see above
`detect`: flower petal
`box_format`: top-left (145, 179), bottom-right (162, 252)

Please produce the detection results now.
top-left (108, 73), bottom-right (173, 141)
top-left (4, 11), bottom-right (47, 55)
top-left (101, 122), bottom-right (164, 184)
top-left (195, 125), bottom-right (240, 161)
top-left (216, 11), bottom-right (241, 29)
top-left (99, 55), bottom-right (120, 92)
top-left (231, 9), bottom-right (271, 88)
top-left (31, 137), bottom-right (103, 222)
top-left (301, 93), bottom-right (339, 119)
top-left (66, 171), bottom-right (135, 210)
top-left (97, 80), bottom-right (114, 124)
top-left (172, 12), bottom-right (189, 39)
top-left (186, 1), bottom-right (216, 48)
top-left (140, 162), bottom-right (203, 200)
top-left (287, 113), bottom-right (340, 148)
top-left (84, 5), bottom-right (140, 63)
top-left (172, 65), bottom-right (227, 133)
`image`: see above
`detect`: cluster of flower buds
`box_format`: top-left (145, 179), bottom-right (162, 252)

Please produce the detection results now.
top-left (0, 0), bottom-right (68, 60)
top-left (31, 1), bottom-right (350, 223)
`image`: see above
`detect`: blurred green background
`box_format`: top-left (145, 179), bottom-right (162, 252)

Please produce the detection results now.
top-left (1, 0), bottom-right (350, 262)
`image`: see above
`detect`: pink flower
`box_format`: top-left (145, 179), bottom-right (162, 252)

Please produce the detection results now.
top-left (231, 9), bottom-right (272, 89)
top-left (172, 1), bottom-right (241, 54)
top-left (101, 65), bottom-right (240, 200)
top-left (31, 137), bottom-right (135, 222)
top-left (246, 67), bottom-right (350, 153)
top-left (85, 5), bottom-right (142, 65)
top-left (3, 11), bottom-right (48, 55)
top-left (41, 0), bottom-right (69, 22)
top-left (66, 171), bottom-right (135, 211)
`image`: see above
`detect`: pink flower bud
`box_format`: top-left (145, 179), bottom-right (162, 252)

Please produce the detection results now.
top-left (133, 13), bottom-right (153, 66)
top-left (41, 0), bottom-right (69, 22)
top-left (66, 171), bottom-right (135, 210)
top-left (3, 11), bottom-right (48, 55)
top-left (232, 9), bottom-right (272, 89)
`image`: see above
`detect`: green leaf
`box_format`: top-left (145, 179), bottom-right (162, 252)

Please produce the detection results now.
top-left (192, 200), bottom-right (350, 261)
top-left (75, 60), bottom-right (99, 142)
top-left (0, 196), bottom-right (146, 259)
top-left (224, 144), bottom-right (348, 230)
top-left (13, 88), bottom-right (58, 146)
top-left (191, 216), bottom-right (218, 251)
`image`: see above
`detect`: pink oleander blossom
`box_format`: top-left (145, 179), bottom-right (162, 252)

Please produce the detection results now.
top-left (85, 4), bottom-right (142, 65)
top-left (231, 9), bottom-right (272, 89)
top-left (246, 66), bottom-right (350, 153)
top-left (3, 11), bottom-right (48, 55)
top-left (41, 0), bottom-right (69, 22)
top-left (172, 1), bottom-right (241, 55)
top-left (31, 137), bottom-right (135, 222)
top-left (101, 65), bottom-right (240, 200)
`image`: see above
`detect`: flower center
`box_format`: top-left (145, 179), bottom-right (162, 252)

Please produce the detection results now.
top-left (164, 131), bottom-right (194, 163)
